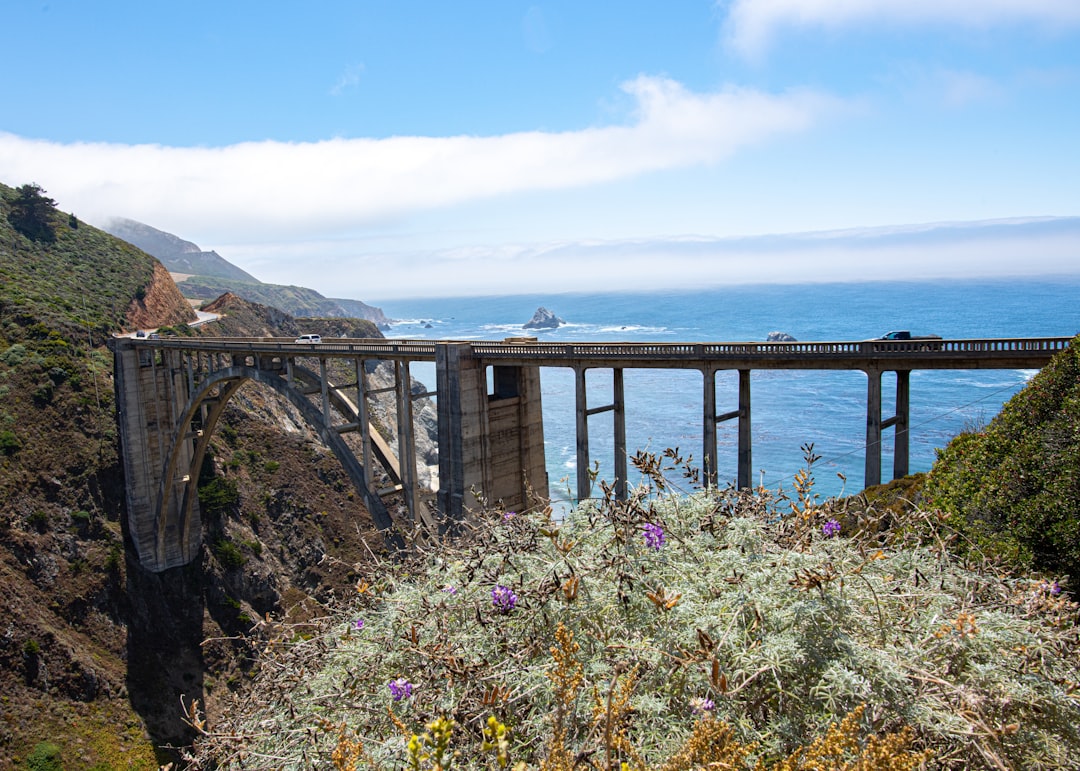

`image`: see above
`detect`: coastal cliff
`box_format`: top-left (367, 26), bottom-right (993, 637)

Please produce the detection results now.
top-left (124, 262), bottom-right (198, 331)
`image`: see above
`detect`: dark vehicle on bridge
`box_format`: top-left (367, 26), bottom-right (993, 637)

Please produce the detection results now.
top-left (877, 330), bottom-right (942, 341)
top-left (874, 330), bottom-right (944, 350)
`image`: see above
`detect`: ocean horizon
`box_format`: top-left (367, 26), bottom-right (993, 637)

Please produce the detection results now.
top-left (374, 276), bottom-right (1080, 504)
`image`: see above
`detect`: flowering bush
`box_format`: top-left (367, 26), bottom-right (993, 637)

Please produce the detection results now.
top-left (188, 466), bottom-right (1080, 769)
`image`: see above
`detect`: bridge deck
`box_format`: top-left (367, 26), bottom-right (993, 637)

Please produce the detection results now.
top-left (140, 335), bottom-right (1071, 371)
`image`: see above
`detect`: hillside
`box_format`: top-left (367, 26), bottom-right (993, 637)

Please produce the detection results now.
top-left (0, 182), bottom-right (403, 768)
top-left (103, 218), bottom-right (391, 326)
top-left (177, 274), bottom-right (391, 324)
top-left (926, 335), bottom-right (1080, 579)
top-left (105, 217), bottom-right (258, 283)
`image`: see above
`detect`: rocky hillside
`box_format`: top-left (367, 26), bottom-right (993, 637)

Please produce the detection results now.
top-left (104, 218), bottom-right (391, 326)
top-left (105, 217), bottom-right (258, 283)
top-left (178, 274), bottom-right (392, 327)
top-left (0, 182), bottom-right (413, 768)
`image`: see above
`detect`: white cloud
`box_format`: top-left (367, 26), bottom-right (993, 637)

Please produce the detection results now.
top-left (0, 77), bottom-right (837, 244)
top-left (724, 0), bottom-right (1080, 57)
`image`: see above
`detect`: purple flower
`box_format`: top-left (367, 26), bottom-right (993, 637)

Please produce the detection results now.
top-left (491, 584), bottom-right (518, 613)
top-left (442, 584), bottom-right (458, 595)
top-left (353, 618), bottom-right (365, 631)
top-left (1041, 580), bottom-right (1062, 596)
top-left (502, 511), bottom-right (517, 521)
top-left (689, 696), bottom-right (715, 715)
top-left (643, 523), bottom-right (665, 550)
top-left (822, 518), bottom-right (841, 538)
top-left (388, 677), bottom-right (413, 701)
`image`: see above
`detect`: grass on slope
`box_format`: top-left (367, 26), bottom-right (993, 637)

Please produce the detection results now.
top-left (1, 182), bottom-right (157, 344)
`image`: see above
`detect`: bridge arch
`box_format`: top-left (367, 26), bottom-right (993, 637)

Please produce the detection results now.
top-left (153, 365), bottom-right (400, 569)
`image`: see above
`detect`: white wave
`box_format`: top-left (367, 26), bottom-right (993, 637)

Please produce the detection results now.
top-left (388, 317), bottom-right (445, 327)
top-left (595, 324), bottom-right (672, 335)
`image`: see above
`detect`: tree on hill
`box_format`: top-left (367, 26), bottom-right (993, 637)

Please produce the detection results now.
top-left (7, 183), bottom-right (58, 242)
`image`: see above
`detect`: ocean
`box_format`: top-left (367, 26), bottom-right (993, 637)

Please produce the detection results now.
top-left (376, 277), bottom-right (1080, 506)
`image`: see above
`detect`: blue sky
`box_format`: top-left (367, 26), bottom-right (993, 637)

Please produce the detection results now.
top-left (1, 1), bottom-right (1079, 299)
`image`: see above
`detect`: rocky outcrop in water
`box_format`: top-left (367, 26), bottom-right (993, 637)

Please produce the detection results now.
top-left (523, 307), bottom-right (564, 330)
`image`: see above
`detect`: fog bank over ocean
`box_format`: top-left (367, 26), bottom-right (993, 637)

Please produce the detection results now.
top-left (321, 216), bottom-right (1080, 300)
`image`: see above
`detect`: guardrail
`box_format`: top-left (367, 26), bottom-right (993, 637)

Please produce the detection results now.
top-left (125, 335), bottom-right (1073, 367)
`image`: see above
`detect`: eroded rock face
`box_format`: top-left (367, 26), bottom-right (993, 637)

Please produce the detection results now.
top-left (523, 307), bottom-right (564, 330)
top-left (125, 263), bottom-right (197, 331)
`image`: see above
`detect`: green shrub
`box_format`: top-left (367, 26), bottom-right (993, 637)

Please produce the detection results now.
top-left (104, 545), bottom-right (123, 574)
top-left (0, 429), bottom-right (19, 455)
top-left (925, 337), bottom-right (1080, 578)
top-left (25, 741), bottom-right (63, 771)
top-left (31, 381), bottom-right (54, 405)
top-left (199, 476), bottom-right (239, 517)
top-left (215, 538), bottom-right (247, 570)
top-left (27, 510), bottom-right (48, 532)
top-left (0, 343), bottom-right (27, 366)
top-left (218, 424), bottom-right (238, 444)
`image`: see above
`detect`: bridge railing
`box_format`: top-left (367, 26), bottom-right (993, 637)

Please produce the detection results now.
top-left (147, 336), bottom-right (440, 359)
top-left (468, 336), bottom-right (1073, 361)
top-left (129, 335), bottom-right (1073, 364)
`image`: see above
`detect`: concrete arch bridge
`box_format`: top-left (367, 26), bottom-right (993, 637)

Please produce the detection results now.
top-left (110, 335), bottom-right (1072, 572)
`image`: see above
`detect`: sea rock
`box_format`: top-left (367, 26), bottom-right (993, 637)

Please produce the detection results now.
top-left (523, 307), bottom-right (564, 330)
top-left (767, 331), bottom-right (797, 342)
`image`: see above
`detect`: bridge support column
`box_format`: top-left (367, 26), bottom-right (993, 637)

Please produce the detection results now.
top-left (395, 360), bottom-right (420, 526)
top-left (712, 369), bottom-right (753, 489)
top-left (703, 368), bottom-right (717, 488)
top-left (866, 368), bottom-right (912, 488)
top-left (573, 367), bottom-right (627, 503)
top-left (574, 366), bottom-right (591, 503)
top-left (613, 369), bottom-right (627, 500)
top-left (437, 343), bottom-right (547, 524)
top-left (112, 340), bottom-right (202, 571)
top-left (737, 369), bottom-right (752, 489)
top-left (865, 369), bottom-right (882, 488)
top-left (892, 370), bottom-right (910, 479)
